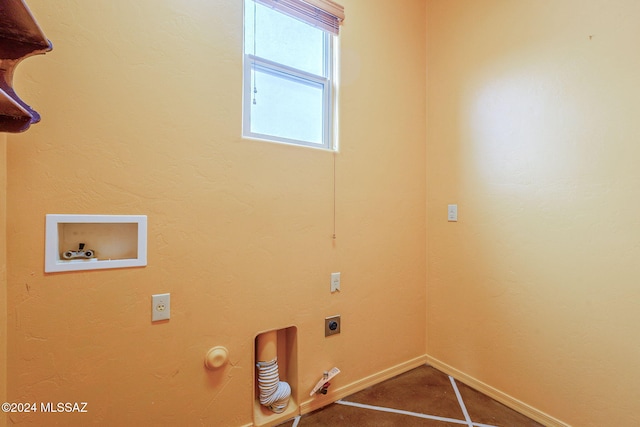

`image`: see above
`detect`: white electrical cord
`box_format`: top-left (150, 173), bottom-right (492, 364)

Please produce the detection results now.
top-left (256, 357), bottom-right (291, 413)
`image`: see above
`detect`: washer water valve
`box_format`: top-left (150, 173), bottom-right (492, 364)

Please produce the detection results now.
top-left (62, 243), bottom-right (95, 260)
top-left (310, 367), bottom-right (340, 396)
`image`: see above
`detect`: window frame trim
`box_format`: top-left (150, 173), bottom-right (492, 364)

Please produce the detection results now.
top-left (242, 4), bottom-right (337, 151)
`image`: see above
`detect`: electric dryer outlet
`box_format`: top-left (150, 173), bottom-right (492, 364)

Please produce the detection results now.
top-left (325, 315), bottom-right (341, 336)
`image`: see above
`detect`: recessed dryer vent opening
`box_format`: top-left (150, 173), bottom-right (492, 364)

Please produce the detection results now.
top-left (253, 326), bottom-right (298, 427)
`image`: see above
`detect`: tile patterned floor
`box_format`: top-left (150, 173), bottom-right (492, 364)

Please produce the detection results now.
top-left (277, 365), bottom-right (544, 426)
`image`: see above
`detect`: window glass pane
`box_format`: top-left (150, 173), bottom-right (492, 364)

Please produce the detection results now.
top-left (245, 0), bottom-right (325, 76)
top-left (250, 67), bottom-right (324, 145)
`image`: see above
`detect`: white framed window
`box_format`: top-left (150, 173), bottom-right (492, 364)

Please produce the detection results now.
top-left (243, 0), bottom-right (343, 150)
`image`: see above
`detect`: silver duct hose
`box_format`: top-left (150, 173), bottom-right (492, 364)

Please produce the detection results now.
top-left (256, 357), bottom-right (291, 413)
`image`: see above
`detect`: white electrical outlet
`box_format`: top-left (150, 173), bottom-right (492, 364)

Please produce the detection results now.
top-left (330, 272), bottom-right (341, 293)
top-left (152, 293), bottom-right (170, 322)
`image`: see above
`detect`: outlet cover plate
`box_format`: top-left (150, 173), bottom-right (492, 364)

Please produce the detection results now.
top-left (325, 315), bottom-right (341, 336)
top-left (152, 293), bottom-right (170, 322)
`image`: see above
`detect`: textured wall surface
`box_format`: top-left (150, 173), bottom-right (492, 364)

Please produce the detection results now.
top-left (14, 1), bottom-right (639, 425)
top-left (6, 1), bottom-right (426, 425)
top-left (1, 133), bottom-right (6, 427)
top-left (426, 1), bottom-right (640, 426)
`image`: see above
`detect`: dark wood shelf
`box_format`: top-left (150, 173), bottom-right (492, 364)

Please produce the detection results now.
top-left (0, 0), bottom-right (51, 133)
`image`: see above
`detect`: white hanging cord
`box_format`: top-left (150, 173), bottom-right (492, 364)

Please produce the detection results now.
top-left (252, 0), bottom-right (258, 105)
top-left (256, 357), bottom-right (291, 413)
top-left (332, 152), bottom-right (337, 239)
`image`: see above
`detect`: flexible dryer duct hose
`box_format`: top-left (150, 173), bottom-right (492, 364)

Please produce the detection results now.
top-left (256, 357), bottom-right (291, 413)
top-left (256, 330), bottom-right (291, 413)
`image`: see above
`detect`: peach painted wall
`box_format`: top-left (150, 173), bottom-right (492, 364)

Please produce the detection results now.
top-left (1, 133), bottom-right (6, 427)
top-left (6, 1), bottom-right (426, 425)
top-left (426, 1), bottom-right (640, 426)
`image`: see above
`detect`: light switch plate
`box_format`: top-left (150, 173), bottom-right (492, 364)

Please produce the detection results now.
top-left (447, 204), bottom-right (458, 222)
top-left (330, 272), bottom-right (341, 293)
top-left (152, 293), bottom-right (170, 322)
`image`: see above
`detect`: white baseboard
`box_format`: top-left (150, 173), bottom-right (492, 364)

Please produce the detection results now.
top-left (426, 355), bottom-right (570, 427)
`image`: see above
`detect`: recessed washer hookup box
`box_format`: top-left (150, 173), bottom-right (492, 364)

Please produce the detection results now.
top-left (45, 214), bottom-right (147, 273)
